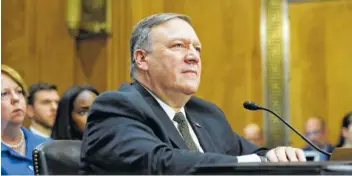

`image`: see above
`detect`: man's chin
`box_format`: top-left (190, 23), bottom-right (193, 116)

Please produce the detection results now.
top-left (311, 141), bottom-right (323, 148)
top-left (37, 120), bottom-right (54, 129)
top-left (183, 90), bottom-right (197, 95)
top-left (182, 85), bottom-right (199, 95)
top-left (48, 123), bottom-right (55, 128)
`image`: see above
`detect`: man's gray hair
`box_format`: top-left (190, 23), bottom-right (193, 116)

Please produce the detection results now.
top-left (129, 13), bottom-right (191, 79)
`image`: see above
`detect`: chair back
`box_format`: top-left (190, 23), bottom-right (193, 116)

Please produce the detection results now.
top-left (32, 140), bottom-right (82, 175)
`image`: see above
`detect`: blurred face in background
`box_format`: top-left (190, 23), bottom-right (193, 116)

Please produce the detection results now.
top-left (27, 90), bottom-right (60, 128)
top-left (71, 90), bottom-right (97, 132)
top-left (243, 124), bottom-right (264, 146)
top-left (305, 118), bottom-right (326, 147)
top-left (1, 73), bottom-right (27, 130)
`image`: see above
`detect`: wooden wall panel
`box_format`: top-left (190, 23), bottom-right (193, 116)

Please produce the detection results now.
top-left (289, 0), bottom-right (352, 147)
top-left (2, 0), bottom-right (75, 93)
top-left (34, 0), bottom-right (75, 92)
top-left (1, 0), bottom-right (110, 93)
top-left (2, 0), bottom-right (37, 85)
top-left (106, 0), bottom-right (133, 90)
top-left (75, 38), bottom-right (108, 92)
top-left (3, 0), bottom-right (263, 136)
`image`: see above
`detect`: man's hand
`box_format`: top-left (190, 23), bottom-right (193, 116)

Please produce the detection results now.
top-left (266, 147), bottom-right (306, 162)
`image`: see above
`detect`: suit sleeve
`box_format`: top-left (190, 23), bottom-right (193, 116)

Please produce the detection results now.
top-left (80, 93), bottom-right (238, 175)
top-left (232, 132), bottom-right (269, 156)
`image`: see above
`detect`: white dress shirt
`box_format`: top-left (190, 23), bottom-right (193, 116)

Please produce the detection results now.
top-left (145, 88), bottom-right (204, 152)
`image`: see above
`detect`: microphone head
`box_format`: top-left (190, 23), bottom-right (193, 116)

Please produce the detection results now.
top-left (243, 101), bottom-right (261, 110)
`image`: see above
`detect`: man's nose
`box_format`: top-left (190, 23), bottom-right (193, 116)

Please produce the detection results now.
top-left (184, 46), bottom-right (200, 64)
top-left (51, 102), bottom-right (58, 111)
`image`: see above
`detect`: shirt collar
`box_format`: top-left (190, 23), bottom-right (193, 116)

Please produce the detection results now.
top-left (1, 142), bottom-right (10, 151)
top-left (142, 86), bottom-right (186, 121)
top-left (29, 126), bottom-right (50, 138)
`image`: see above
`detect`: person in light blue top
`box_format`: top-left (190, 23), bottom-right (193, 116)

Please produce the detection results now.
top-left (1, 65), bottom-right (50, 175)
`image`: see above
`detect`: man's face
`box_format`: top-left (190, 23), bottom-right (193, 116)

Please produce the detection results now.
top-left (305, 119), bottom-right (326, 146)
top-left (29, 90), bottom-right (60, 128)
top-left (142, 19), bottom-right (202, 95)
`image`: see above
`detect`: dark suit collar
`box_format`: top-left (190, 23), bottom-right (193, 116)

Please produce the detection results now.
top-left (131, 81), bottom-right (216, 152)
top-left (131, 82), bottom-right (189, 150)
top-left (185, 107), bottom-right (217, 153)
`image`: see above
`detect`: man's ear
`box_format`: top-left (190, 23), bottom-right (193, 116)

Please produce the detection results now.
top-left (134, 49), bottom-right (149, 71)
top-left (26, 105), bottom-right (34, 119)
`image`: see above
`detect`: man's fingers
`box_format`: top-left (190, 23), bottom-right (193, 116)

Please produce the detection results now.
top-left (266, 149), bottom-right (279, 162)
top-left (286, 147), bottom-right (298, 162)
top-left (295, 148), bottom-right (307, 162)
top-left (266, 147), bottom-right (307, 163)
top-left (275, 147), bottom-right (289, 162)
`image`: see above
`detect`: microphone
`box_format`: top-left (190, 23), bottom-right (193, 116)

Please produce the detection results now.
top-left (243, 101), bottom-right (331, 157)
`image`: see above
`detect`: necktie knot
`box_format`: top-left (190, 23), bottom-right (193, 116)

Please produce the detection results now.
top-left (173, 112), bottom-right (186, 124)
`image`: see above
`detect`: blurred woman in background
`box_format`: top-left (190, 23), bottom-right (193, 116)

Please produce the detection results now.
top-left (1, 65), bottom-right (49, 175)
top-left (336, 112), bottom-right (352, 148)
top-left (51, 85), bottom-right (99, 140)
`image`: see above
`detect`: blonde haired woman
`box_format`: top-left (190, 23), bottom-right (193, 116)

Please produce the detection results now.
top-left (1, 65), bottom-right (50, 175)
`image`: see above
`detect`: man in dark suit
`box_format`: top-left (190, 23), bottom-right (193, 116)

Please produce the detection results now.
top-left (80, 13), bottom-right (306, 174)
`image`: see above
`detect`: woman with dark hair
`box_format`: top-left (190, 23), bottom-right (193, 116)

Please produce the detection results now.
top-left (51, 85), bottom-right (99, 140)
top-left (336, 112), bottom-right (352, 148)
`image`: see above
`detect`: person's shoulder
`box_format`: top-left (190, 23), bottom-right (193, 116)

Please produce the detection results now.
top-left (95, 84), bottom-right (129, 100)
top-left (94, 82), bottom-right (141, 103)
top-left (186, 96), bottom-right (229, 123)
top-left (189, 96), bottom-right (216, 106)
top-left (327, 143), bottom-right (335, 152)
top-left (88, 82), bottom-right (149, 122)
top-left (22, 127), bottom-right (51, 144)
top-left (188, 96), bottom-right (223, 112)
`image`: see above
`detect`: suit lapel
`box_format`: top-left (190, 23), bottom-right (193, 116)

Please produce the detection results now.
top-left (132, 82), bottom-right (189, 150)
top-left (186, 107), bottom-right (217, 153)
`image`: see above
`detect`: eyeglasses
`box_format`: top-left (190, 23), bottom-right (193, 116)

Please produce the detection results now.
top-left (305, 130), bottom-right (322, 137)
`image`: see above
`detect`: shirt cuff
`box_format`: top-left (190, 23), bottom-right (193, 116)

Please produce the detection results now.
top-left (237, 154), bottom-right (265, 163)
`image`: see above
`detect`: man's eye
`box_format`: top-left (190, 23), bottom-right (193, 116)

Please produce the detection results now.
top-left (173, 43), bottom-right (184, 48)
top-left (195, 47), bottom-right (201, 53)
top-left (42, 100), bottom-right (51, 104)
